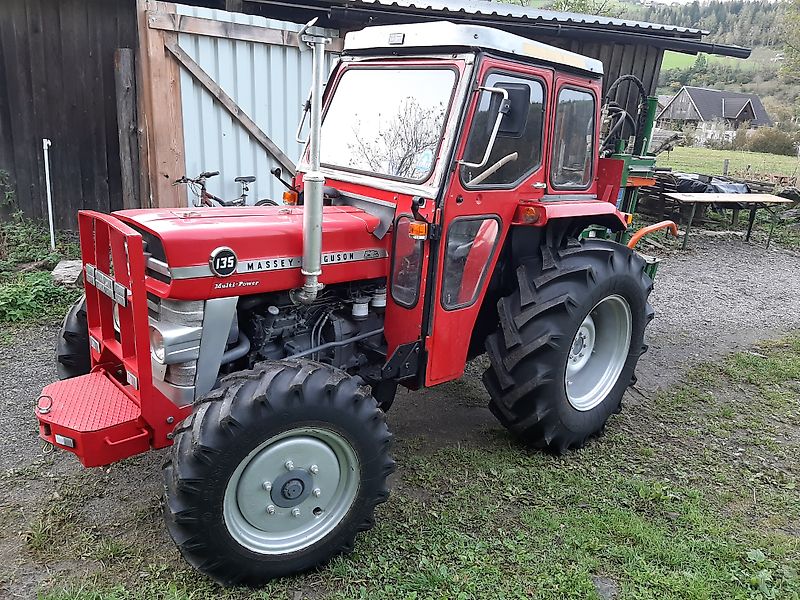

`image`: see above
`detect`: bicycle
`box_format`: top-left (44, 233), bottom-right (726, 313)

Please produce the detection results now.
top-left (173, 171), bottom-right (278, 207)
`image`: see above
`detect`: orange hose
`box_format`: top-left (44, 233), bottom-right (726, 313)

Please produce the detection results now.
top-left (627, 220), bottom-right (678, 249)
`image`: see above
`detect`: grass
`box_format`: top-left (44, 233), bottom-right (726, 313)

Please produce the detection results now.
top-left (0, 211), bottom-right (81, 324)
top-left (28, 335), bottom-right (800, 599)
top-left (657, 146), bottom-right (800, 179)
top-left (659, 48), bottom-right (772, 72)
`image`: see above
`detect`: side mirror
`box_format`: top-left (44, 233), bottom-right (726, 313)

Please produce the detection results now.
top-left (458, 86), bottom-right (510, 169)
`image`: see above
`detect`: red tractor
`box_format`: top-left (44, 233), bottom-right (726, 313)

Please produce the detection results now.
top-left (38, 21), bottom-right (671, 584)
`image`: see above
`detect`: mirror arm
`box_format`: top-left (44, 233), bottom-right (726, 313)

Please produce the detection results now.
top-left (295, 96), bottom-right (311, 144)
top-left (458, 86), bottom-right (509, 169)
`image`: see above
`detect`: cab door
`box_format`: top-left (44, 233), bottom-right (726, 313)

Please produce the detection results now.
top-left (425, 58), bottom-right (553, 385)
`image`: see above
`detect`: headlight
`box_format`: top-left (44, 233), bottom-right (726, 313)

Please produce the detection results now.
top-left (149, 326), bottom-right (165, 362)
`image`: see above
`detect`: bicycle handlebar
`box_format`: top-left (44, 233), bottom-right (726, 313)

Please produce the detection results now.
top-left (199, 171), bottom-right (219, 179)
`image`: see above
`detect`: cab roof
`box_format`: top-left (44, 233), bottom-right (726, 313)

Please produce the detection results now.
top-left (343, 21), bottom-right (603, 76)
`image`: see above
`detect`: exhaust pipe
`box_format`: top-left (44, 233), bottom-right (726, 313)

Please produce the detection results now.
top-left (294, 19), bottom-right (330, 305)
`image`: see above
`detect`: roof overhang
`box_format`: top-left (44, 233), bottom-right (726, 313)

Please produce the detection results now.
top-left (244, 0), bottom-right (751, 58)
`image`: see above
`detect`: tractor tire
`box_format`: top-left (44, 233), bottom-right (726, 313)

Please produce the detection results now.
top-left (56, 295), bottom-right (91, 380)
top-left (163, 359), bottom-right (395, 586)
top-left (483, 239), bottom-right (653, 454)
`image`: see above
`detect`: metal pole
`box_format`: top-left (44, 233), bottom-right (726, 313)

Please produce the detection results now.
top-left (681, 202), bottom-right (697, 251)
top-left (294, 21), bottom-right (329, 305)
top-left (42, 139), bottom-right (56, 251)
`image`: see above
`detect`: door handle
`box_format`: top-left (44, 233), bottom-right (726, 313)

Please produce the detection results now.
top-left (532, 182), bottom-right (547, 189)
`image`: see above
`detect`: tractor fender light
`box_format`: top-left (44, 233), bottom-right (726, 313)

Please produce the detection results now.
top-left (408, 221), bottom-right (429, 240)
top-left (283, 190), bottom-right (298, 205)
top-left (149, 326), bottom-right (165, 363)
top-left (517, 205), bottom-right (542, 224)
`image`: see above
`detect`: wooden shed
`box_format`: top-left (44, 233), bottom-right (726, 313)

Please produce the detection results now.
top-left (0, 0), bottom-right (751, 228)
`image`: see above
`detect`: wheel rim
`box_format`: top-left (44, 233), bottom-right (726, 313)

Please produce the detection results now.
top-left (223, 427), bottom-right (360, 555)
top-left (565, 294), bottom-right (632, 411)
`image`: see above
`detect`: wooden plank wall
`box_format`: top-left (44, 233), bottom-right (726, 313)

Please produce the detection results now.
top-left (543, 38), bottom-right (665, 119)
top-left (0, 0), bottom-right (137, 229)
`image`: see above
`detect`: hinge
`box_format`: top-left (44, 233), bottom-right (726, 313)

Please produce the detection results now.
top-left (428, 223), bottom-right (441, 241)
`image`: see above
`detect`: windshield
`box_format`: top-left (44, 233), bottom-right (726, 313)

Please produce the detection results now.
top-left (320, 67), bottom-right (458, 182)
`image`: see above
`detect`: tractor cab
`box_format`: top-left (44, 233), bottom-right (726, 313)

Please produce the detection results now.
top-left (300, 22), bottom-right (620, 384)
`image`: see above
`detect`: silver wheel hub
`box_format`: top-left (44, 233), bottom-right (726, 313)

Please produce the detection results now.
top-left (223, 427), bottom-right (360, 555)
top-left (565, 294), bottom-right (632, 412)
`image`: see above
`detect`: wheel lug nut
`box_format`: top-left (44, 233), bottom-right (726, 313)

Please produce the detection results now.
top-left (291, 508), bottom-right (301, 518)
top-left (262, 481), bottom-right (272, 491)
top-left (266, 505), bottom-right (275, 514)
top-left (313, 488), bottom-right (321, 497)
top-left (284, 460), bottom-right (294, 470)
top-left (309, 464), bottom-right (319, 475)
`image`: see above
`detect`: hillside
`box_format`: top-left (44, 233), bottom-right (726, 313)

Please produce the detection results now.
top-left (615, 0), bottom-right (800, 128)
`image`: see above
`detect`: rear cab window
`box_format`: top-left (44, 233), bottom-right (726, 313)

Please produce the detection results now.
top-left (550, 87), bottom-right (596, 190)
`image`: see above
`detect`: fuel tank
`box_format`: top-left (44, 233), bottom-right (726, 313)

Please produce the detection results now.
top-left (113, 205), bottom-right (390, 300)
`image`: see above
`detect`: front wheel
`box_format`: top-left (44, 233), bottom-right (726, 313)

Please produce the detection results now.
top-left (483, 239), bottom-right (653, 453)
top-left (56, 295), bottom-right (90, 380)
top-left (163, 360), bottom-right (394, 585)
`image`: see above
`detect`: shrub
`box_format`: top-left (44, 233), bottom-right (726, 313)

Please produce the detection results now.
top-left (0, 271), bottom-right (80, 323)
top-left (0, 211), bottom-right (79, 273)
top-left (746, 127), bottom-right (797, 156)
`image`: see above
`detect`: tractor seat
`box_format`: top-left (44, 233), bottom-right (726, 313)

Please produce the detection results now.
top-left (235, 176), bottom-right (256, 184)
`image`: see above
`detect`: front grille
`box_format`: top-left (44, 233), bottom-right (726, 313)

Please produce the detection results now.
top-left (166, 362), bottom-right (197, 387)
top-left (153, 299), bottom-right (204, 389)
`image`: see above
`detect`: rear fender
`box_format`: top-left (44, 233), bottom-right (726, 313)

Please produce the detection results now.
top-left (466, 208), bottom-right (627, 357)
top-left (514, 200), bottom-right (629, 235)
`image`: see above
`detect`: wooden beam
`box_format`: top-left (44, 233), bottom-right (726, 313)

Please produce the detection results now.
top-left (147, 11), bottom-right (344, 52)
top-left (136, 0), bottom-right (186, 208)
top-left (114, 48), bottom-right (141, 210)
top-left (225, 0), bottom-right (244, 13)
top-left (165, 40), bottom-right (296, 174)
top-left (665, 193), bottom-right (792, 205)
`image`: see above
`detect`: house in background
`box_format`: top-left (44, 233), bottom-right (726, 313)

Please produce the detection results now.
top-left (657, 94), bottom-right (673, 113)
top-left (657, 86), bottom-right (772, 145)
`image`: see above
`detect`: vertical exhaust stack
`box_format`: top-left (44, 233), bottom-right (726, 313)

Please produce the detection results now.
top-left (294, 19), bottom-right (330, 305)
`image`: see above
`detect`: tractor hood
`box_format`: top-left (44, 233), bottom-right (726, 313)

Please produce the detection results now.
top-left (112, 205), bottom-right (390, 300)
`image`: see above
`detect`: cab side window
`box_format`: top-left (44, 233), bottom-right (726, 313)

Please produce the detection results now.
top-left (550, 87), bottom-right (595, 189)
top-left (460, 73), bottom-right (545, 188)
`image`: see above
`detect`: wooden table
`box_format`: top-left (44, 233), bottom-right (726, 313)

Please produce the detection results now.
top-left (664, 193), bottom-right (793, 250)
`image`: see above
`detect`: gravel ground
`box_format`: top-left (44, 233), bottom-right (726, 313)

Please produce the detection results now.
top-left (1, 234), bottom-right (798, 595)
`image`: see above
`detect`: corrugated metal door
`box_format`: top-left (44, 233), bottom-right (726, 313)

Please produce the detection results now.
top-left (175, 5), bottom-right (339, 205)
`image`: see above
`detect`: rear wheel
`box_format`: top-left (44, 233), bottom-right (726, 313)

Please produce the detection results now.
top-left (56, 295), bottom-right (90, 380)
top-left (163, 359), bottom-right (394, 585)
top-left (483, 239), bottom-right (653, 453)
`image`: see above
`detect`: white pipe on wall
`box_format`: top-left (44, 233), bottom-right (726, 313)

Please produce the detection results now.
top-left (42, 138), bottom-right (55, 251)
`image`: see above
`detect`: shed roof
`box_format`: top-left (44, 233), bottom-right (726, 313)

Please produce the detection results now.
top-left (244, 0), bottom-right (751, 57)
top-left (343, 0), bottom-right (705, 35)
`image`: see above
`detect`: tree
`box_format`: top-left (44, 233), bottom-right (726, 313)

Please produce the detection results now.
top-left (782, 0), bottom-right (800, 83)
top-left (347, 98), bottom-right (445, 179)
top-left (545, 0), bottom-right (622, 17)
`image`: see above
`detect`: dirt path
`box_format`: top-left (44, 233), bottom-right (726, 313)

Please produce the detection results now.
top-left (391, 236), bottom-right (800, 446)
top-left (1, 236), bottom-right (798, 596)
